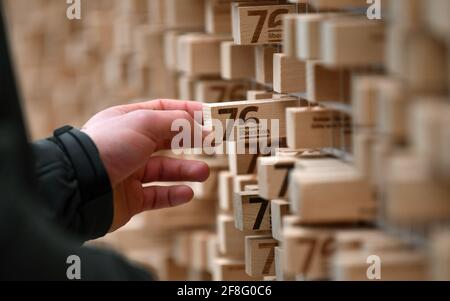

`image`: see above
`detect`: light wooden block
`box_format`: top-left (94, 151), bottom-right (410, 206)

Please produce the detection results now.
top-left (206, 0), bottom-right (232, 34)
top-left (195, 79), bottom-right (249, 102)
top-left (306, 60), bottom-right (351, 103)
top-left (271, 199), bottom-right (290, 241)
top-left (385, 153), bottom-right (450, 227)
top-left (177, 34), bottom-right (231, 76)
top-left (203, 98), bottom-right (300, 143)
top-left (165, 0), bottom-right (206, 30)
top-left (289, 169), bottom-right (377, 224)
top-left (213, 258), bottom-right (259, 281)
top-left (227, 138), bottom-right (286, 175)
top-left (273, 53), bottom-right (306, 94)
top-left (217, 213), bottom-right (254, 259)
top-left (321, 17), bottom-right (385, 67)
top-left (234, 191), bottom-right (271, 231)
top-left (257, 156), bottom-right (297, 200)
top-left (232, 3), bottom-right (296, 45)
top-left (221, 42), bottom-right (255, 79)
top-left (296, 13), bottom-right (335, 60)
top-left (283, 226), bottom-right (337, 280)
top-left (255, 45), bottom-right (279, 85)
top-left (289, 0), bottom-right (370, 10)
top-left (431, 229), bottom-right (450, 281)
top-left (245, 235), bottom-right (279, 277)
top-left (191, 231), bottom-right (215, 272)
top-left (219, 171), bottom-right (234, 213)
top-left (247, 90), bottom-right (273, 100)
top-left (286, 107), bottom-right (352, 150)
top-left (274, 246), bottom-right (295, 281)
top-left (352, 75), bottom-right (385, 129)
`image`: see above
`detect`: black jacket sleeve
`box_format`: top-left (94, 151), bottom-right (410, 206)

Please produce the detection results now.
top-left (32, 126), bottom-right (114, 242)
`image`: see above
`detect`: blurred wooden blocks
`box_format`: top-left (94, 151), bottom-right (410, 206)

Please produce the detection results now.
top-left (286, 107), bottom-right (352, 150)
top-left (195, 79), bottom-right (249, 102)
top-left (177, 34), bottom-right (231, 76)
top-left (352, 75), bottom-right (384, 129)
top-left (165, 0), bottom-right (206, 30)
top-left (247, 90), bottom-right (273, 100)
top-left (306, 61), bottom-right (351, 103)
top-left (289, 170), bottom-right (377, 224)
top-left (431, 229), bottom-right (450, 280)
top-left (213, 258), bottom-right (258, 281)
top-left (385, 154), bottom-right (450, 228)
top-left (227, 138), bottom-right (285, 175)
top-left (289, 0), bottom-right (369, 10)
top-left (245, 235), bottom-right (279, 277)
top-left (273, 53), bottom-right (306, 94)
top-left (255, 45), bottom-right (280, 85)
top-left (221, 42), bottom-right (255, 79)
top-left (203, 98), bottom-right (300, 142)
top-left (274, 246), bottom-right (295, 281)
top-left (296, 13), bottom-right (333, 60)
top-left (206, 0), bottom-right (232, 34)
top-left (219, 171), bottom-right (234, 213)
top-left (232, 3), bottom-right (295, 45)
top-left (191, 231), bottom-right (215, 272)
top-left (283, 226), bottom-right (337, 280)
top-left (217, 213), bottom-right (252, 259)
top-left (321, 18), bottom-right (385, 67)
top-left (233, 174), bottom-right (258, 193)
top-left (271, 199), bottom-right (290, 241)
top-left (234, 191), bottom-right (271, 231)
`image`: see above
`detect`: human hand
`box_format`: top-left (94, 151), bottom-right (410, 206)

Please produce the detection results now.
top-left (81, 99), bottom-right (210, 232)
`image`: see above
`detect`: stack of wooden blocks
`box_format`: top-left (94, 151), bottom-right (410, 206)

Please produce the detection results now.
top-left (5, 0), bottom-right (450, 280)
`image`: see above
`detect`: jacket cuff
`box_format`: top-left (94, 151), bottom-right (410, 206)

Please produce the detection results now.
top-left (50, 126), bottom-right (113, 239)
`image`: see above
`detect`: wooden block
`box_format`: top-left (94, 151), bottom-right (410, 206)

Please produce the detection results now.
top-left (165, 0), bottom-right (206, 30)
top-left (257, 156), bottom-right (297, 200)
top-left (219, 171), bottom-right (234, 213)
top-left (164, 31), bottom-right (184, 71)
top-left (217, 213), bottom-right (250, 259)
top-left (385, 153), bottom-right (450, 228)
top-left (178, 74), bottom-right (198, 100)
top-left (227, 138), bottom-right (286, 175)
top-left (245, 235), bottom-right (279, 277)
top-left (255, 45), bottom-right (280, 85)
top-left (283, 226), bottom-right (337, 280)
top-left (321, 17), bottom-right (385, 67)
top-left (206, 0), bottom-right (232, 34)
top-left (289, 170), bottom-right (377, 224)
top-left (424, 0), bottom-right (450, 41)
top-left (134, 25), bottom-right (164, 68)
top-left (271, 199), bottom-right (290, 241)
top-left (274, 246), bottom-right (295, 281)
top-left (177, 34), bottom-right (231, 76)
top-left (431, 229), bottom-right (450, 281)
top-left (203, 98), bottom-right (300, 143)
top-left (306, 60), bottom-right (351, 103)
top-left (221, 42), bottom-right (256, 79)
top-left (232, 3), bottom-right (296, 45)
top-left (191, 231), bottom-right (215, 272)
top-left (195, 79), bottom-right (249, 102)
top-left (172, 232), bottom-right (193, 267)
top-left (233, 174), bottom-right (258, 194)
top-left (247, 90), bottom-right (273, 100)
top-left (376, 79), bottom-right (406, 142)
top-left (207, 235), bottom-right (219, 273)
top-left (283, 14), bottom-right (298, 57)
top-left (404, 33), bottom-right (448, 95)
top-left (286, 107), bottom-right (352, 150)
top-left (213, 258), bottom-right (259, 281)
top-left (234, 191), bottom-right (271, 231)
top-left (289, 0), bottom-right (370, 10)
top-left (273, 53), bottom-right (306, 94)
top-left (296, 13), bottom-right (338, 60)
top-left (352, 75), bottom-right (385, 129)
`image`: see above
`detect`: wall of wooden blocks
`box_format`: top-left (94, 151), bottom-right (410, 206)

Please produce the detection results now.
top-left (6, 0), bottom-right (450, 280)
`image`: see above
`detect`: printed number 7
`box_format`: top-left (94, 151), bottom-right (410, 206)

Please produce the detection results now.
top-left (259, 242), bottom-right (278, 275)
top-left (249, 197), bottom-right (269, 230)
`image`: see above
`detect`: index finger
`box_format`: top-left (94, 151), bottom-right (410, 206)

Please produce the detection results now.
top-left (116, 99), bottom-right (203, 119)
